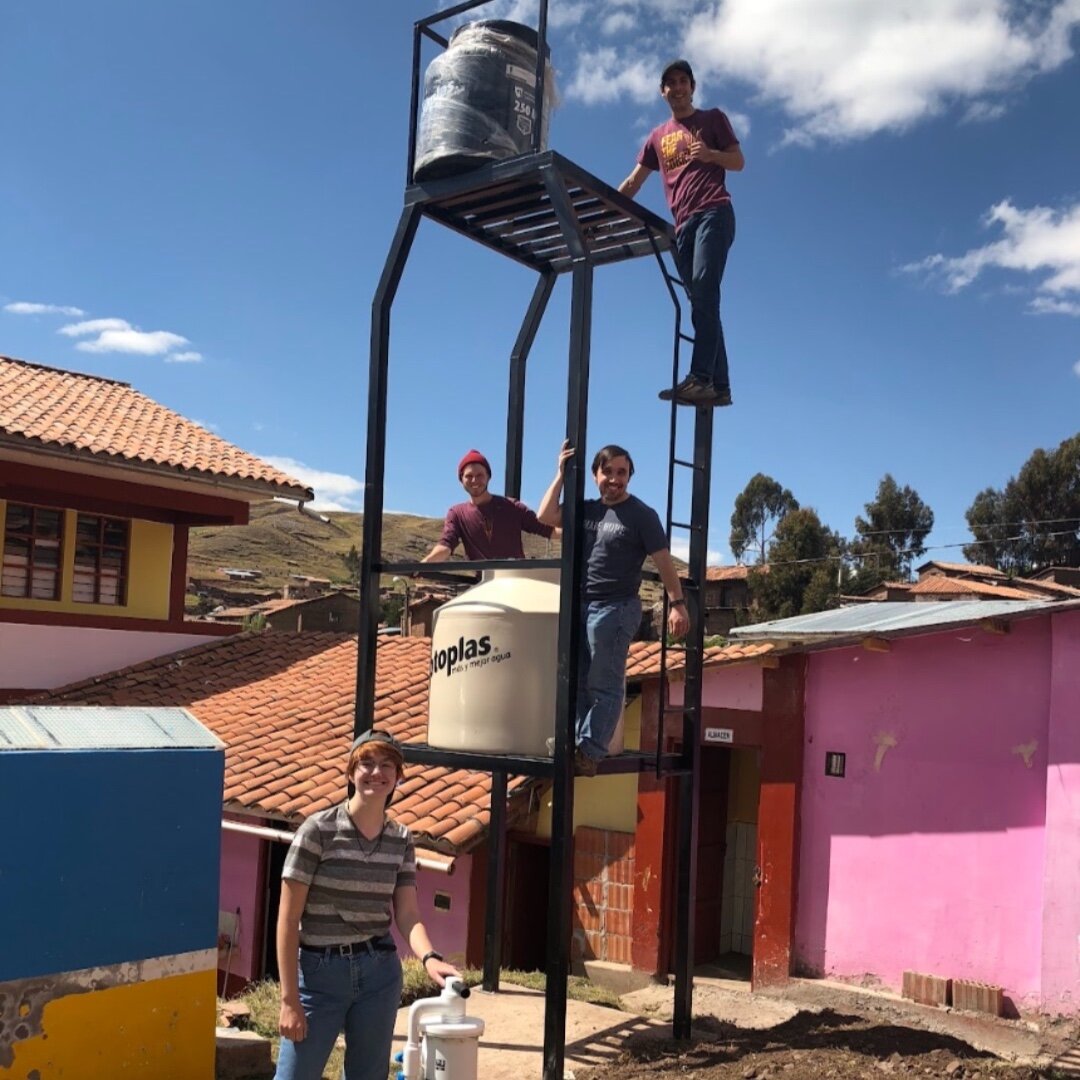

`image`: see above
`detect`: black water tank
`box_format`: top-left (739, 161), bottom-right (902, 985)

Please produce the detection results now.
top-left (414, 20), bottom-right (554, 182)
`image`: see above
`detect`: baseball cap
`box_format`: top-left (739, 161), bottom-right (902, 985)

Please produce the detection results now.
top-left (351, 729), bottom-right (405, 762)
top-left (661, 59), bottom-right (694, 85)
top-left (457, 449), bottom-right (492, 478)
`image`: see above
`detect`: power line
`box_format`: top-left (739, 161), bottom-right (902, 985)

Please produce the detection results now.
top-left (734, 527), bottom-right (1080, 571)
top-left (729, 514), bottom-right (1080, 545)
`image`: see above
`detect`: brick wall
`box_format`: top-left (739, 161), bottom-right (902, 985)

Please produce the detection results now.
top-left (572, 825), bottom-right (635, 968)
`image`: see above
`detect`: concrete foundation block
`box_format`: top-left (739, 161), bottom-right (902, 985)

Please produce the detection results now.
top-left (215, 1026), bottom-right (273, 1079)
top-left (583, 960), bottom-right (655, 996)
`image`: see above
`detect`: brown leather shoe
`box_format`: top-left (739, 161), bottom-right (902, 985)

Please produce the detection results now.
top-left (659, 374), bottom-right (712, 402)
top-left (573, 749), bottom-right (599, 777)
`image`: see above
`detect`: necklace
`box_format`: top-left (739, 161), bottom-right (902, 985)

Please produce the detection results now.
top-left (478, 505), bottom-right (495, 542)
top-left (353, 819), bottom-right (386, 858)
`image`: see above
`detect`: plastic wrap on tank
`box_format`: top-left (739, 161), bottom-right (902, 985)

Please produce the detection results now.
top-left (414, 20), bottom-right (557, 182)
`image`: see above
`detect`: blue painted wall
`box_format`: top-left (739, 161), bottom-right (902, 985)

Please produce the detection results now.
top-left (0, 748), bottom-right (224, 980)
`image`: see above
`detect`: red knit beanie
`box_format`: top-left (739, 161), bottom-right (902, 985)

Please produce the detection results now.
top-left (457, 450), bottom-right (492, 479)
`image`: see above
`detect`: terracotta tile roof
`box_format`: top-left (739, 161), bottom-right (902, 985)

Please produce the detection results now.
top-left (0, 355), bottom-right (312, 499)
top-left (908, 575), bottom-right (1038, 600)
top-left (30, 633), bottom-right (529, 854)
top-left (624, 639), bottom-right (776, 679)
top-left (1011, 577), bottom-right (1080, 598)
top-left (916, 560), bottom-right (1005, 579)
top-left (705, 564), bottom-right (768, 581)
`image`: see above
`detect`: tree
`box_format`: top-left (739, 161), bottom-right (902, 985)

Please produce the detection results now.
top-left (964, 434), bottom-right (1080, 573)
top-left (381, 592), bottom-right (404, 630)
top-left (849, 474), bottom-right (934, 590)
top-left (750, 508), bottom-right (846, 621)
top-left (342, 543), bottom-right (361, 584)
top-left (729, 473), bottom-right (799, 564)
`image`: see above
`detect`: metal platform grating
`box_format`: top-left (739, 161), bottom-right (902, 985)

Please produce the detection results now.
top-left (406, 150), bottom-right (675, 273)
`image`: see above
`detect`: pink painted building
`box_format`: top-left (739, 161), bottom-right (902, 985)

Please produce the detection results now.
top-left (731, 599), bottom-right (1080, 1016)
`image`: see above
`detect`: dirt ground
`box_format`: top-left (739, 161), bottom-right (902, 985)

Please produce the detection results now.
top-left (576, 1007), bottom-right (1050, 1080)
top-left (572, 974), bottom-right (1080, 1080)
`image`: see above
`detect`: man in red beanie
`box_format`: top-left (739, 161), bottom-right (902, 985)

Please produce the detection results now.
top-left (420, 450), bottom-right (556, 563)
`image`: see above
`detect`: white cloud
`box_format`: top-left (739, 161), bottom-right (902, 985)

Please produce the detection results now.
top-left (903, 198), bottom-right (1080, 314)
top-left (262, 456), bottom-right (363, 513)
top-left (564, 47), bottom-right (660, 104)
top-left (4, 301), bottom-right (86, 316)
top-left (192, 418), bottom-right (220, 432)
top-left (548, 0), bottom-right (1079, 142)
top-left (689, 0), bottom-right (1080, 144)
top-left (1073, 359), bottom-right (1080, 377)
top-left (1032, 296), bottom-right (1080, 316)
top-left (58, 318), bottom-right (130, 336)
top-left (669, 536), bottom-right (724, 565)
top-left (59, 317), bottom-right (190, 355)
top-left (962, 100), bottom-right (1008, 124)
top-left (469, 0), bottom-right (586, 29)
top-left (165, 351), bottom-right (204, 363)
top-left (601, 11), bottom-right (636, 35)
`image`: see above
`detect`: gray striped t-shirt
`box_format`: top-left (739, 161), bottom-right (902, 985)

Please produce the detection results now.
top-left (282, 804), bottom-right (417, 947)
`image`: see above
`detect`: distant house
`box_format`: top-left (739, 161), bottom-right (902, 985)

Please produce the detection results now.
top-left (0, 355), bottom-right (312, 700)
top-left (221, 568), bottom-right (264, 581)
top-left (213, 591), bottom-right (361, 634)
top-left (731, 599), bottom-right (1080, 1015)
top-left (284, 575), bottom-right (334, 600)
top-left (842, 560), bottom-right (1080, 605)
top-left (703, 564), bottom-right (761, 635)
top-left (407, 588), bottom-right (455, 637)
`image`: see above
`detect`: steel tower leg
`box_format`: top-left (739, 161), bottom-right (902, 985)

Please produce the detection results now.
top-left (543, 260), bottom-right (592, 1080)
top-left (355, 205), bottom-right (423, 737)
top-left (672, 406), bottom-right (714, 1038)
top-left (505, 271), bottom-right (556, 500)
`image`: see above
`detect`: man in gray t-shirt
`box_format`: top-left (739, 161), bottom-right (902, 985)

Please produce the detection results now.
top-left (538, 441), bottom-right (690, 774)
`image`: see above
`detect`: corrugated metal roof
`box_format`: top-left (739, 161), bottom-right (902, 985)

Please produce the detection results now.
top-left (730, 599), bottom-right (1080, 645)
top-left (0, 706), bottom-right (223, 751)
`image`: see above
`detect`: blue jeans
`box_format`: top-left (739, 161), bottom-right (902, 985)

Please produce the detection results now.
top-left (275, 945), bottom-right (403, 1080)
top-left (674, 202), bottom-right (736, 390)
top-left (576, 596), bottom-right (641, 761)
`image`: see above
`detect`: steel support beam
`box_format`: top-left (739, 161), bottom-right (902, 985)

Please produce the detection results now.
top-left (542, 259), bottom-right (592, 1080)
top-left (355, 205), bottom-right (423, 738)
top-left (672, 406), bottom-right (714, 1038)
top-left (505, 271), bottom-right (556, 498)
top-left (483, 769), bottom-right (508, 991)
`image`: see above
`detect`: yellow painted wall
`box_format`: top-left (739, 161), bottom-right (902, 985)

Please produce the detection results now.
top-left (727, 747), bottom-right (761, 824)
top-left (535, 696), bottom-right (642, 837)
top-left (9, 968), bottom-right (216, 1079)
top-left (0, 502), bottom-right (173, 620)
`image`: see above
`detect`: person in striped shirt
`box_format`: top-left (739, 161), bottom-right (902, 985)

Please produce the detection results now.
top-left (274, 729), bottom-right (459, 1080)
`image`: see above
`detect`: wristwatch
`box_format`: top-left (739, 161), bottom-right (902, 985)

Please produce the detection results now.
top-left (421, 950), bottom-right (443, 966)
top-left (671, 598), bottom-right (687, 609)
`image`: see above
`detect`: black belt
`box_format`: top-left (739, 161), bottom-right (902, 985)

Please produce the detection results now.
top-left (301, 936), bottom-right (396, 957)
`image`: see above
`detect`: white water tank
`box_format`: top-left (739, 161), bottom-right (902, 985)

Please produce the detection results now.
top-left (428, 568), bottom-right (559, 756)
top-left (427, 568), bottom-right (626, 757)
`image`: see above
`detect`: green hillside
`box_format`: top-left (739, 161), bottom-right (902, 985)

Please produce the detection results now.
top-left (188, 501), bottom-right (559, 590)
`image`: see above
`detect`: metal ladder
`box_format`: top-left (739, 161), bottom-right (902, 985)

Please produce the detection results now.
top-left (646, 229), bottom-right (715, 1037)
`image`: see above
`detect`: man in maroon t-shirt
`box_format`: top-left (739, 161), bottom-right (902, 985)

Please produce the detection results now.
top-left (618, 59), bottom-right (744, 408)
top-left (420, 449), bottom-right (556, 563)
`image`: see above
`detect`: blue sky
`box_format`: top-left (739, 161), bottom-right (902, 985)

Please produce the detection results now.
top-left (3, 0), bottom-right (1079, 568)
